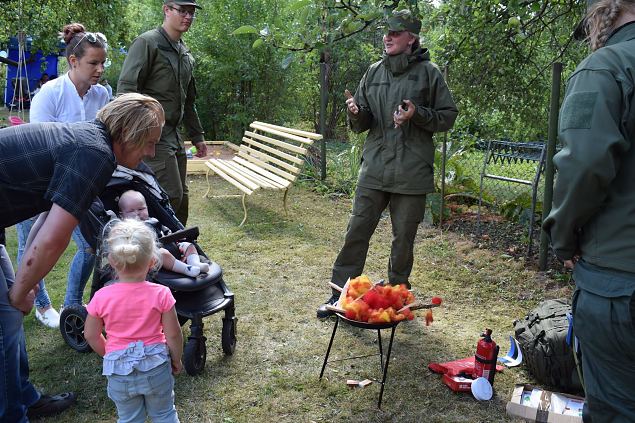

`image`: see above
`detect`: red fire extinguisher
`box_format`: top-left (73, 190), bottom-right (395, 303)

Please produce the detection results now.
top-left (474, 328), bottom-right (500, 384)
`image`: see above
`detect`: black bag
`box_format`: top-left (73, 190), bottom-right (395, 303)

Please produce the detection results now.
top-left (513, 299), bottom-right (582, 393)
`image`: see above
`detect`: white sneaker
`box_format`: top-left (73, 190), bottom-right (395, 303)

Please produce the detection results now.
top-left (35, 307), bottom-right (61, 329)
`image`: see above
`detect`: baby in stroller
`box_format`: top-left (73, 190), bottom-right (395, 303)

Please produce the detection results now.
top-left (59, 165), bottom-right (237, 376)
top-left (117, 190), bottom-right (209, 277)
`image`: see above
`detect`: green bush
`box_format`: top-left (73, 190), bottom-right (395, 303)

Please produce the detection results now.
top-left (500, 191), bottom-right (543, 225)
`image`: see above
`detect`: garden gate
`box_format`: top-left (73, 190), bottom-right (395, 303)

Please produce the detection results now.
top-left (477, 140), bottom-right (547, 255)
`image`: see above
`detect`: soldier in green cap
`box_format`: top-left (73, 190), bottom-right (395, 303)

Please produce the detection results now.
top-left (317, 9), bottom-right (458, 318)
top-left (543, 0), bottom-right (635, 421)
top-left (118, 0), bottom-right (206, 225)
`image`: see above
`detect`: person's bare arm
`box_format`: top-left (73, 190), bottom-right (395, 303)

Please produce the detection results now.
top-left (84, 315), bottom-right (106, 357)
top-left (162, 306), bottom-right (184, 374)
top-left (8, 204), bottom-right (77, 313)
top-left (25, 212), bottom-right (48, 248)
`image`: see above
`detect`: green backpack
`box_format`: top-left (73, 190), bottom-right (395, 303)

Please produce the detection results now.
top-left (513, 299), bottom-right (582, 393)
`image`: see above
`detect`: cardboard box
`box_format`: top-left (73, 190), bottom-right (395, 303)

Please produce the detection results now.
top-left (506, 384), bottom-right (584, 422)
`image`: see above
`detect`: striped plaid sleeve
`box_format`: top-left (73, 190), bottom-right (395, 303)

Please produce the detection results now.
top-left (46, 145), bottom-right (116, 221)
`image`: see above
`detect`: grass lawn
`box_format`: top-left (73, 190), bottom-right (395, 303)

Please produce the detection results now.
top-left (5, 174), bottom-right (572, 422)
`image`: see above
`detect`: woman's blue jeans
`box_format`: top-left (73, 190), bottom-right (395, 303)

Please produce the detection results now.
top-left (0, 245), bottom-right (40, 422)
top-left (16, 217), bottom-right (52, 309)
top-left (65, 226), bottom-right (95, 307)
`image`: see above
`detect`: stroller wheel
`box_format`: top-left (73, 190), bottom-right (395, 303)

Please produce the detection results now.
top-left (184, 337), bottom-right (206, 375)
top-left (221, 316), bottom-right (237, 355)
top-left (59, 304), bottom-right (93, 353)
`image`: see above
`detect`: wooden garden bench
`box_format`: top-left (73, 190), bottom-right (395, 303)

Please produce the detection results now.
top-left (204, 121), bottom-right (322, 225)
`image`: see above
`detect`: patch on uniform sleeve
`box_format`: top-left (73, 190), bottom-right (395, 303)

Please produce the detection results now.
top-left (560, 91), bottom-right (597, 130)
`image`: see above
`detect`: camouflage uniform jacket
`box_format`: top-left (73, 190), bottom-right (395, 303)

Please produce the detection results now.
top-left (118, 26), bottom-right (204, 149)
top-left (349, 46), bottom-right (458, 195)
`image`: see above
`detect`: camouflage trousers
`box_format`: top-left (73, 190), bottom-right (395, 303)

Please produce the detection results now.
top-left (573, 260), bottom-right (635, 423)
top-left (144, 143), bottom-right (189, 225)
top-left (330, 186), bottom-right (426, 292)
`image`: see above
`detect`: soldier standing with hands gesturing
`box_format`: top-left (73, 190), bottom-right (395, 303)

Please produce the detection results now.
top-left (318, 10), bottom-right (458, 317)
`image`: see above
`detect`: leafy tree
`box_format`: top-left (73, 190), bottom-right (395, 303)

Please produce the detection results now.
top-left (0, 0), bottom-right (128, 54)
top-left (231, 0), bottom-right (411, 140)
top-left (231, 0), bottom-right (589, 142)
top-left (1, 0), bottom-right (593, 152)
top-left (426, 0), bottom-right (588, 140)
top-left (1, 0), bottom-right (131, 91)
top-left (188, 0), bottom-right (309, 140)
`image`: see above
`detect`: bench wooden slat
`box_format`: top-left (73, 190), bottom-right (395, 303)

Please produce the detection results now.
top-left (207, 159), bottom-right (260, 191)
top-left (233, 156), bottom-right (291, 187)
top-left (206, 159), bottom-right (258, 192)
top-left (237, 150), bottom-right (297, 181)
top-left (242, 136), bottom-right (304, 166)
top-left (205, 161), bottom-right (255, 195)
top-left (205, 121), bottom-right (321, 225)
top-left (244, 130), bottom-right (307, 155)
top-left (240, 145), bottom-right (301, 175)
top-left (253, 121), bottom-right (323, 140)
top-left (250, 122), bottom-right (317, 145)
top-left (223, 159), bottom-right (285, 190)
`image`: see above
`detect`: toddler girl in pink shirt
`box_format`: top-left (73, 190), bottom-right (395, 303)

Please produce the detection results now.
top-left (84, 219), bottom-right (183, 422)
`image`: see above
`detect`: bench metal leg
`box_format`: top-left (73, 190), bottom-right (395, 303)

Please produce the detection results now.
top-left (206, 170), bottom-right (248, 225)
top-left (283, 188), bottom-right (289, 216)
top-left (239, 193), bottom-right (248, 226)
top-left (204, 169), bottom-right (213, 198)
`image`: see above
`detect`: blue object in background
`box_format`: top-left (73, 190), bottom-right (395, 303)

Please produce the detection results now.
top-left (3, 36), bottom-right (64, 108)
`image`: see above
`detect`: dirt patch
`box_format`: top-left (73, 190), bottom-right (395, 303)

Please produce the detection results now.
top-left (442, 208), bottom-right (565, 273)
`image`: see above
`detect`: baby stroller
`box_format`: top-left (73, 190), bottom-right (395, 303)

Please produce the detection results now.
top-left (59, 164), bottom-right (237, 375)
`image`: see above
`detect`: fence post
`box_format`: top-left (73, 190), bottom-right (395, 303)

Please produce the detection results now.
top-left (440, 66), bottom-right (449, 230)
top-left (539, 62), bottom-right (563, 270)
top-left (319, 61), bottom-right (328, 180)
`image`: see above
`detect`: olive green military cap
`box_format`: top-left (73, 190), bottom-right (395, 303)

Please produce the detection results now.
top-left (164, 0), bottom-right (202, 9)
top-left (386, 10), bottom-right (421, 34)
